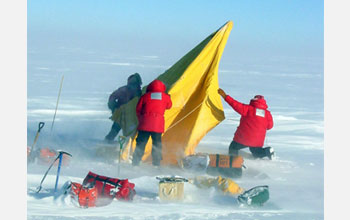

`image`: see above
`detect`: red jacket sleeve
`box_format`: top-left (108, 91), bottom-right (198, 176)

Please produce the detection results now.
top-left (266, 111), bottom-right (273, 130)
top-left (166, 94), bottom-right (172, 109)
top-left (224, 95), bottom-right (249, 116)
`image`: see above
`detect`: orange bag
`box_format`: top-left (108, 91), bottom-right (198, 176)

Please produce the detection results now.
top-left (208, 154), bottom-right (244, 168)
top-left (83, 171), bottom-right (136, 201)
top-left (70, 182), bottom-right (98, 208)
top-left (27, 147), bottom-right (70, 166)
top-left (207, 154), bottom-right (244, 178)
top-left (69, 172), bottom-right (136, 208)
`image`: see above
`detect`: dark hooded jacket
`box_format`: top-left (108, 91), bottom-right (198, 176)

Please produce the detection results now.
top-left (108, 73), bottom-right (142, 112)
top-left (136, 80), bottom-right (172, 133)
top-left (224, 95), bottom-right (273, 147)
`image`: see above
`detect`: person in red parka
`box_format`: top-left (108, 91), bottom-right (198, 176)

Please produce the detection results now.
top-left (132, 79), bottom-right (172, 166)
top-left (218, 88), bottom-right (274, 159)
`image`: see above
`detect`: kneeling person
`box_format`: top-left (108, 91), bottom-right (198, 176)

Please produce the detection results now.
top-left (218, 88), bottom-right (274, 159)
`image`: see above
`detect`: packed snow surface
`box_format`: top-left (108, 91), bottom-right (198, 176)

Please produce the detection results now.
top-left (27, 43), bottom-right (323, 219)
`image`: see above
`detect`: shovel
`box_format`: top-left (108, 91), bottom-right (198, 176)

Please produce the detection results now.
top-left (117, 136), bottom-right (127, 176)
top-left (28, 122), bottom-right (45, 163)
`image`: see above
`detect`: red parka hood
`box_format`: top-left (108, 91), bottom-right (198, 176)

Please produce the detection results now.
top-left (146, 80), bottom-right (166, 93)
top-left (249, 95), bottom-right (268, 109)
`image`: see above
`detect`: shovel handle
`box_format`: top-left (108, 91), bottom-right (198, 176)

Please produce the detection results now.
top-left (118, 136), bottom-right (127, 149)
top-left (38, 122), bottom-right (45, 132)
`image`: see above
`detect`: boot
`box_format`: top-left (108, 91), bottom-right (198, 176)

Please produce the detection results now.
top-left (104, 129), bottom-right (118, 142)
top-left (264, 147), bottom-right (275, 160)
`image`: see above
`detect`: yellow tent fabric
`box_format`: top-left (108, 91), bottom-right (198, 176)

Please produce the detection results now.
top-left (116, 21), bottom-right (233, 165)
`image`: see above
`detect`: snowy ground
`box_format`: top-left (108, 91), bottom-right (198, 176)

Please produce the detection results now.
top-left (27, 43), bottom-right (324, 219)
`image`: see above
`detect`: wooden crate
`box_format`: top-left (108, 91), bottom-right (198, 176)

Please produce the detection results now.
top-left (159, 181), bottom-right (184, 201)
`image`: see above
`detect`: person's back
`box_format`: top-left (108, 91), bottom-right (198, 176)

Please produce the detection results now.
top-left (105, 73), bottom-right (142, 142)
top-left (228, 95), bottom-right (273, 147)
top-left (218, 88), bottom-right (274, 159)
top-left (136, 80), bottom-right (172, 133)
top-left (132, 79), bottom-right (172, 166)
top-left (108, 73), bottom-right (142, 113)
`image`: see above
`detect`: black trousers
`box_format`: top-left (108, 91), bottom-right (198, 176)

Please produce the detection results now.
top-left (229, 141), bottom-right (267, 158)
top-left (132, 131), bottom-right (162, 166)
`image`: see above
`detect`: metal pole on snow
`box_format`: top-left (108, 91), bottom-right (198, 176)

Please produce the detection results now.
top-left (51, 75), bottom-right (64, 133)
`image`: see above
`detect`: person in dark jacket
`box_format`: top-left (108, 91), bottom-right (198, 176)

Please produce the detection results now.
top-left (218, 88), bottom-right (274, 159)
top-left (104, 73), bottom-right (142, 142)
top-left (132, 79), bottom-right (172, 166)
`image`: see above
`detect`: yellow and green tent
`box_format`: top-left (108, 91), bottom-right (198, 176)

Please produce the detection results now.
top-left (112, 21), bottom-right (233, 166)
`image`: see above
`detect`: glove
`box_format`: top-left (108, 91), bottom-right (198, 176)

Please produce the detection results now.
top-left (218, 88), bottom-right (227, 99)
